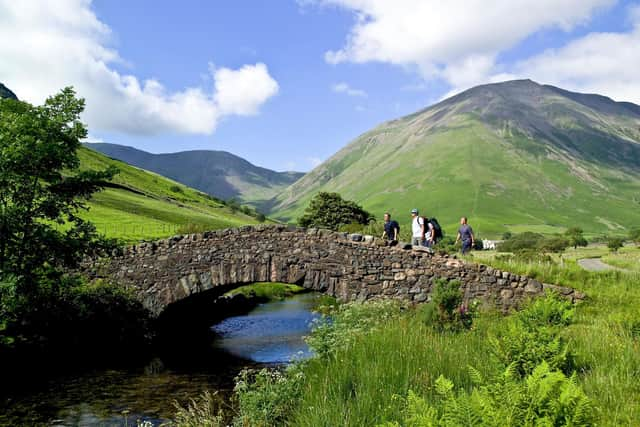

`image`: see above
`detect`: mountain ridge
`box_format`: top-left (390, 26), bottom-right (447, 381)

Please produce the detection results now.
top-left (271, 79), bottom-right (640, 236)
top-left (0, 83), bottom-right (18, 100)
top-left (85, 142), bottom-right (304, 210)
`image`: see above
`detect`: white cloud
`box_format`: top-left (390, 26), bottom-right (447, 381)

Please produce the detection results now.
top-left (309, 0), bottom-right (613, 88)
top-left (307, 157), bottom-right (323, 167)
top-left (0, 0), bottom-right (278, 135)
top-left (332, 82), bottom-right (367, 97)
top-left (500, 5), bottom-right (640, 104)
top-left (83, 134), bottom-right (104, 143)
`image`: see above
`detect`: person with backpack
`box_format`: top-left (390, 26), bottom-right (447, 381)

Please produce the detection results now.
top-left (425, 216), bottom-right (443, 245)
top-left (382, 212), bottom-right (400, 242)
top-left (455, 216), bottom-right (475, 255)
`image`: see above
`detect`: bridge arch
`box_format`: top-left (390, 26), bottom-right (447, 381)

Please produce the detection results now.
top-left (82, 225), bottom-right (583, 317)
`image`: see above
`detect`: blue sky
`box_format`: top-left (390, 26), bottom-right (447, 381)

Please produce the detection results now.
top-left (1, 0), bottom-right (638, 171)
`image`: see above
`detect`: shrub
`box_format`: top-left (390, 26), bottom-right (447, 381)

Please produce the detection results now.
top-left (298, 192), bottom-right (373, 230)
top-left (256, 212), bottom-right (266, 222)
top-left (382, 362), bottom-right (594, 427)
top-left (629, 228), bottom-right (640, 247)
top-left (305, 300), bottom-right (401, 358)
top-left (516, 292), bottom-right (574, 329)
top-left (607, 236), bottom-right (624, 252)
top-left (172, 391), bottom-right (225, 427)
top-left (537, 235), bottom-right (569, 253)
top-left (490, 293), bottom-right (576, 377)
top-left (497, 232), bottom-right (544, 252)
top-left (490, 322), bottom-right (574, 378)
top-left (170, 184), bottom-right (184, 193)
top-left (513, 249), bottom-right (555, 264)
top-left (419, 279), bottom-right (476, 332)
top-left (233, 366), bottom-right (305, 427)
top-left (0, 275), bottom-right (152, 354)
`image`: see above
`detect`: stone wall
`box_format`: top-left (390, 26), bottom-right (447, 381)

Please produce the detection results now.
top-left (81, 225), bottom-right (584, 317)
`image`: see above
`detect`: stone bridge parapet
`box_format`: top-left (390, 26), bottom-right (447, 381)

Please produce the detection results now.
top-left (81, 225), bottom-right (583, 317)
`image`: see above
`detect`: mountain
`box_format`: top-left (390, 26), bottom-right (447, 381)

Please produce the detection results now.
top-left (86, 143), bottom-right (304, 210)
top-left (271, 79), bottom-right (640, 237)
top-left (0, 83), bottom-right (18, 100)
top-left (78, 146), bottom-right (266, 243)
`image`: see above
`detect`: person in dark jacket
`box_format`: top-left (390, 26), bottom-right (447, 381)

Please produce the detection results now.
top-left (382, 213), bottom-right (400, 242)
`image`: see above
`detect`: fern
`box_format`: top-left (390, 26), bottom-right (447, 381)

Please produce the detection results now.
top-left (386, 362), bottom-right (594, 427)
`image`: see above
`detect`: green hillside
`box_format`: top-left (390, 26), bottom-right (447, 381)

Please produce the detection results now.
top-left (272, 80), bottom-right (640, 238)
top-left (85, 143), bottom-right (304, 211)
top-left (77, 146), bottom-right (265, 242)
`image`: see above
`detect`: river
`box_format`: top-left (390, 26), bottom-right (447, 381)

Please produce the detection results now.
top-left (0, 292), bottom-right (323, 426)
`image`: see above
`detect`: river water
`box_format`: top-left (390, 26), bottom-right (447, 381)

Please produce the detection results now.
top-left (0, 293), bottom-right (323, 426)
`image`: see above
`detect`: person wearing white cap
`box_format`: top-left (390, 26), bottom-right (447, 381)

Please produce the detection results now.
top-left (410, 208), bottom-right (425, 246)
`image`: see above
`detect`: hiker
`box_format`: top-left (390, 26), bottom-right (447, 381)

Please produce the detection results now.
top-left (411, 209), bottom-right (434, 247)
top-left (455, 216), bottom-right (475, 254)
top-left (382, 213), bottom-right (400, 242)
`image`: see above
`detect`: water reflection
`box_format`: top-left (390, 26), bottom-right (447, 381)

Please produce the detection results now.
top-left (0, 292), bottom-right (324, 426)
top-left (212, 293), bottom-right (321, 363)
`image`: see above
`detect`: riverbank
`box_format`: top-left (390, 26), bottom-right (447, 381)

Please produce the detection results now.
top-left (183, 257), bottom-right (639, 426)
top-left (0, 290), bottom-right (326, 425)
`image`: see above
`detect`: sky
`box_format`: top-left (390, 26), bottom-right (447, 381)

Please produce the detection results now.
top-left (0, 0), bottom-right (639, 172)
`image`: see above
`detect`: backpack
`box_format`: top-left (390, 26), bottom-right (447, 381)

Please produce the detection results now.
top-left (426, 217), bottom-right (443, 241)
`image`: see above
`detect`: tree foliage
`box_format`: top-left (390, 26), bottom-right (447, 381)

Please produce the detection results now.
top-left (606, 236), bottom-right (624, 253)
top-left (298, 192), bottom-right (373, 230)
top-left (565, 227), bottom-right (588, 250)
top-left (628, 228), bottom-right (640, 247)
top-left (0, 88), bottom-right (117, 288)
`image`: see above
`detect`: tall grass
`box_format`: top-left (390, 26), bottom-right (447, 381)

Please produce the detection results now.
top-left (174, 255), bottom-right (639, 426)
top-left (286, 259), bottom-right (640, 426)
top-left (469, 257), bottom-right (640, 424)
top-left (292, 316), bottom-right (500, 426)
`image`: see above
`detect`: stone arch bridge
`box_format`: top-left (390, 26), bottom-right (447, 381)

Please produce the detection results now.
top-left (81, 225), bottom-right (583, 317)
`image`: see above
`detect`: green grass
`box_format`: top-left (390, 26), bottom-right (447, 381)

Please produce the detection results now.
top-left (224, 282), bottom-right (307, 302)
top-left (602, 246), bottom-right (640, 272)
top-left (284, 254), bottom-right (640, 426)
top-left (272, 110), bottom-right (640, 239)
top-left (76, 146), bottom-right (266, 242)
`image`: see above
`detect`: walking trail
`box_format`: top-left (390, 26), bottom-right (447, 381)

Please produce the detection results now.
top-left (577, 258), bottom-right (624, 272)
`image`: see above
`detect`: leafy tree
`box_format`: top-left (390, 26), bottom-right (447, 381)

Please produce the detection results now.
top-left (497, 232), bottom-right (544, 253)
top-left (629, 228), bottom-right (640, 247)
top-left (537, 236), bottom-right (569, 253)
top-left (227, 198), bottom-right (240, 213)
top-left (501, 231), bottom-right (513, 240)
top-left (0, 88), bottom-right (116, 289)
top-left (607, 236), bottom-right (624, 253)
top-left (298, 192), bottom-right (373, 230)
top-left (565, 227), bottom-right (588, 250)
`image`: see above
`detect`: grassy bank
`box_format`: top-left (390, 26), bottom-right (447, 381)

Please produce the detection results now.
top-left (288, 262), bottom-right (639, 425)
top-left (224, 282), bottom-right (308, 302)
top-left (176, 251), bottom-right (640, 426)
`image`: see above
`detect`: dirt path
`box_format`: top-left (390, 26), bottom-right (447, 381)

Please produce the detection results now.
top-left (578, 258), bottom-right (622, 272)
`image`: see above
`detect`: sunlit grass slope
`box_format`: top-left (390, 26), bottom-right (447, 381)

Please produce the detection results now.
top-left (272, 80), bottom-right (640, 238)
top-left (77, 146), bottom-right (263, 242)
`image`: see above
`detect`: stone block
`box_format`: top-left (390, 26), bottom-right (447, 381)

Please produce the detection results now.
top-left (525, 280), bottom-right (543, 293)
top-left (394, 272), bottom-right (407, 281)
